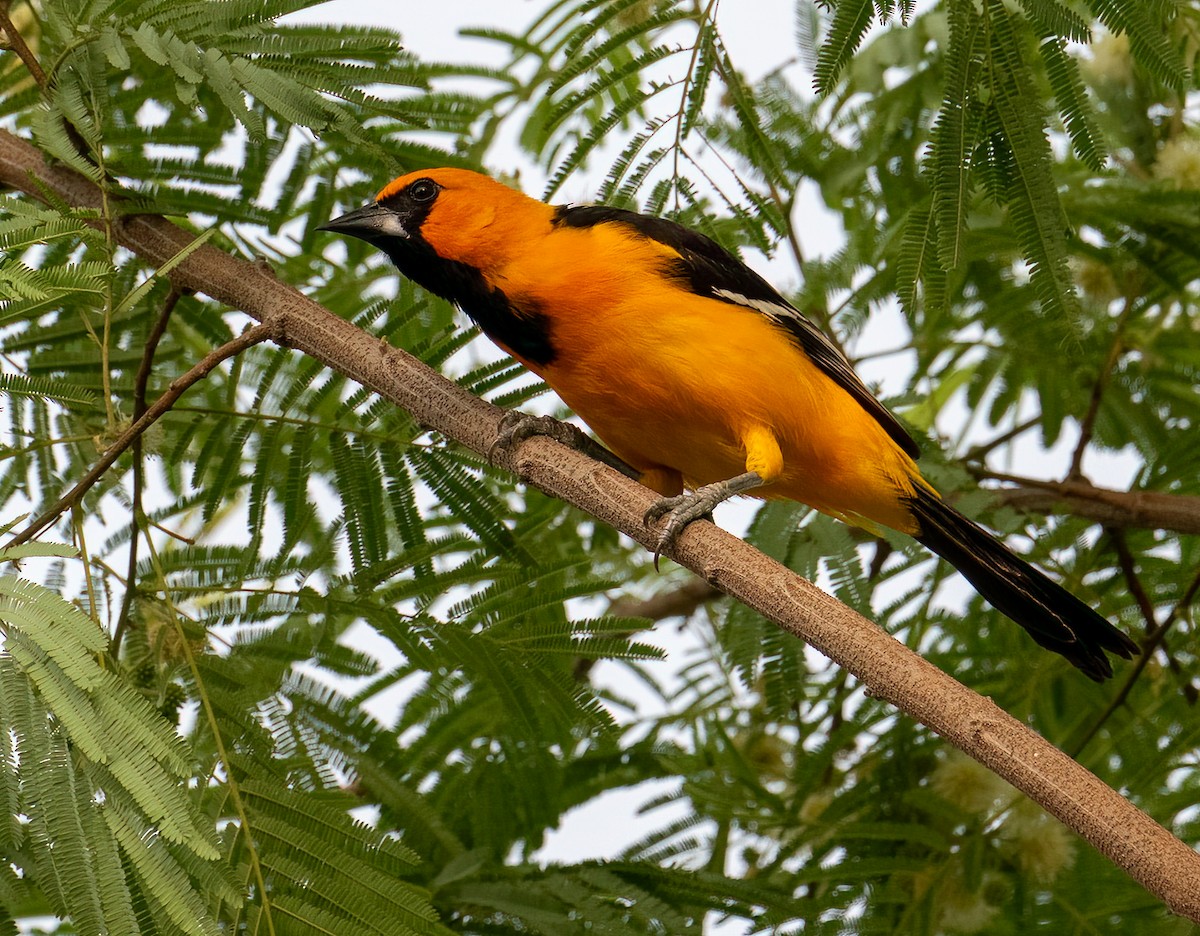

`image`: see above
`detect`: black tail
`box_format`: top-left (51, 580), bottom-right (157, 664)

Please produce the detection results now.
top-left (908, 486), bottom-right (1139, 681)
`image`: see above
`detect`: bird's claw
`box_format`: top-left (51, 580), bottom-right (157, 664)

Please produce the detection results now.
top-left (489, 412), bottom-right (591, 468)
top-left (489, 411), bottom-right (641, 480)
top-left (643, 493), bottom-right (716, 570)
top-left (643, 471), bottom-right (764, 569)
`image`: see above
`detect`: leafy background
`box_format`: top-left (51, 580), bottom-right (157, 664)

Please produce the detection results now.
top-left (0, 0), bottom-right (1198, 933)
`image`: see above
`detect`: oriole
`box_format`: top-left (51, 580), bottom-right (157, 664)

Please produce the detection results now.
top-left (320, 168), bottom-right (1138, 681)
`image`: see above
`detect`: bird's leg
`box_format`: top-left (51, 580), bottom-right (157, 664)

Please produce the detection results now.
top-left (644, 425), bottom-right (783, 566)
top-left (489, 411), bottom-right (641, 480)
top-left (643, 470), bottom-right (766, 563)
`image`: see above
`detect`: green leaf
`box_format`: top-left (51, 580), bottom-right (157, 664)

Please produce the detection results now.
top-left (986, 0), bottom-right (1081, 327)
top-left (815, 0), bottom-right (878, 94)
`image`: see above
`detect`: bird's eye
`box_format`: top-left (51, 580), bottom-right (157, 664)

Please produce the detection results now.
top-left (407, 179), bottom-right (439, 203)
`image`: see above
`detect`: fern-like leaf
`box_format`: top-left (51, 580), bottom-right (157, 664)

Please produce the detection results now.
top-left (1038, 35), bottom-right (1105, 171)
top-left (1086, 0), bottom-right (1185, 89)
top-left (930, 0), bottom-right (984, 270)
top-left (814, 0), bottom-right (878, 94)
top-left (985, 0), bottom-right (1081, 326)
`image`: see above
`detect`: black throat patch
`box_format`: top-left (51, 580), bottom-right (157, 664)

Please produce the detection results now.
top-left (380, 235), bottom-right (556, 368)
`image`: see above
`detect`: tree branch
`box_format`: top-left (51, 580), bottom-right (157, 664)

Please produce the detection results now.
top-left (112, 287), bottom-right (183, 653)
top-left (977, 470), bottom-right (1200, 535)
top-left (608, 578), bottom-right (720, 621)
top-left (0, 1), bottom-right (47, 90)
top-left (962, 413), bottom-right (1041, 462)
top-left (1071, 567), bottom-right (1200, 757)
top-left (9, 320), bottom-right (274, 547)
top-left (1110, 529), bottom-right (1156, 631)
top-left (1, 127), bottom-right (1197, 920)
top-left (1067, 296), bottom-right (1132, 481)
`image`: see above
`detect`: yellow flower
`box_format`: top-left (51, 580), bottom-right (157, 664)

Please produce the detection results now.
top-left (938, 871), bottom-right (1005, 934)
top-left (798, 789), bottom-right (834, 824)
top-left (1084, 30), bottom-right (1133, 86)
top-left (930, 752), bottom-right (1011, 816)
top-left (1001, 800), bottom-right (1076, 883)
top-left (1071, 257), bottom-right (1120, 304)
top-left (1154, 137), bottom-right (1200, 190)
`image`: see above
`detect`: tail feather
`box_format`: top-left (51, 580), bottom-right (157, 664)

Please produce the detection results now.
top-left (908, 486), bottom-right (1139, 681)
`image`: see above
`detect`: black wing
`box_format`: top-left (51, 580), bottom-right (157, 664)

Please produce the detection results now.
top-left (553, 205), bottom-right (920, 459)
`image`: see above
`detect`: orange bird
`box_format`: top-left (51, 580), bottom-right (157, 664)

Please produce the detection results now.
top-left (320, 168), bottom-right (1138, 680)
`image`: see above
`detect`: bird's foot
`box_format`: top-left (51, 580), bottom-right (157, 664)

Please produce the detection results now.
top-left (489, 412), bottom-right (639, 479)
top-left (643, 471), bottom-right (765, 569)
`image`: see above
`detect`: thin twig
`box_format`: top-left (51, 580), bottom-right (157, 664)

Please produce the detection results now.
top-left (9, 322), bottom-right (272, 548)
top-left (1109, 529), bottom-right (1156, 630)
top-left (112, 288), bottom-right (182, 653)
top-left (609, 577), bottom-right (720, 620)
top-left (866, 537), bottom-right (893, 581)
top-left (72, 504), bottom-right (99, 623)
top-left (850, 343), bottom-right (913, 365)
top-left (963, 414), bottom-right (1041, 463)
top-left (148, 519), bottom-right (195, 544)
top-left (1071, 567), bottom-right (1200, 757)
top-left (972, 469), bottom-right (1200, 536)
top-left (670, 0), bottom-right (719, 212)
top-left (0, 1), bottom-right (47, 89)
top-left (765, 176), bottom-right (805, 272)
top-left (1067, 297), bottom-right (1133, 480)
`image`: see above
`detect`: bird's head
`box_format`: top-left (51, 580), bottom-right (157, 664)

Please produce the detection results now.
top-left (319, 168), bottom-right (550, 281)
